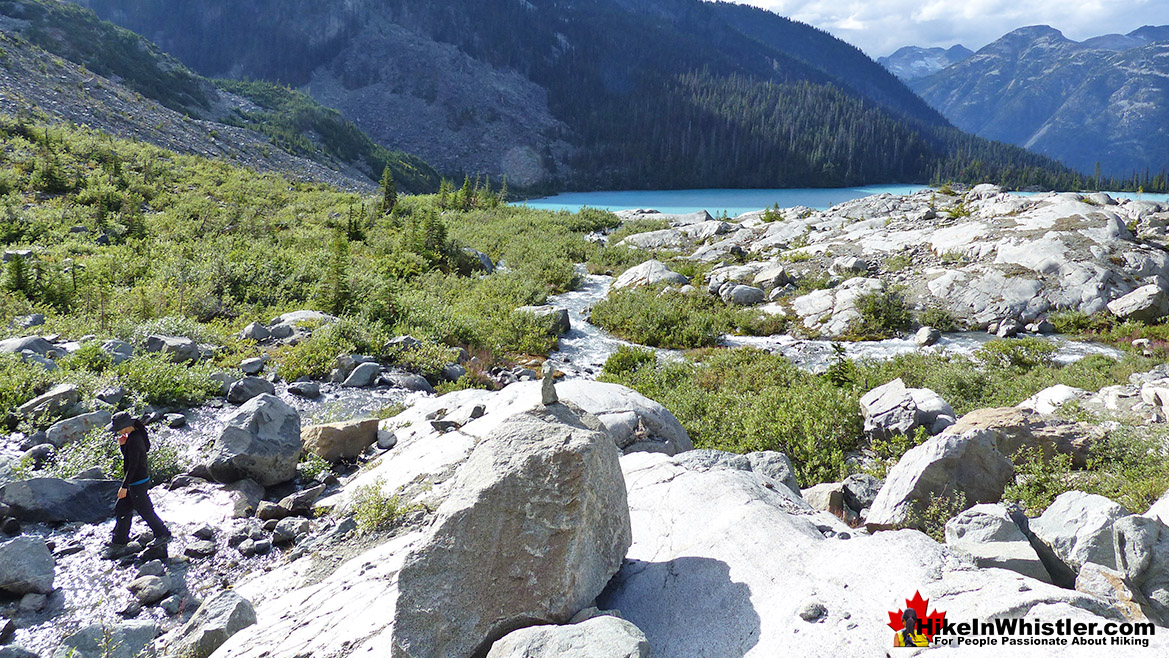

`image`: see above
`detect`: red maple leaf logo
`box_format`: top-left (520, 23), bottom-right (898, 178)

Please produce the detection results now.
top-left (887, 591), bottom-right (947, 641)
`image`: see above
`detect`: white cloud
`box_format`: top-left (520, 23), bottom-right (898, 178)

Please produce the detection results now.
top-left (732, 0), bottom-right (1169, 56)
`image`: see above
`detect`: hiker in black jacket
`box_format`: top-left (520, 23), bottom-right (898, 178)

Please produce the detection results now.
top-left (109, 412), bottom-right (171, 546)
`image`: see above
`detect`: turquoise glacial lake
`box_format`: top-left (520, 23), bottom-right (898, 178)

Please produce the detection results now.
top-left (521, 185), bottom-right (927, 216)
top-left (522, 185), bottom-right (1169, 217)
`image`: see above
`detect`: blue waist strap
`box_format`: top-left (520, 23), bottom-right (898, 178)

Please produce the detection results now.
top-left (128, 477), bottom-right (150, 487)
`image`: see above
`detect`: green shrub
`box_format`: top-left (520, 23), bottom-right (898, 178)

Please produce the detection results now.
top-left (848, 287), bottom-right (912, 339)
top-left (601, 348), bottom-right (863, 485)
top-left (905, 492), bottom-right (967, 541)
top-left (602, 346), bottom-right (658, 377)
top-left (590, 287), bottom-right (778, 349)
top-left (43, 426), bottom-right (122, 479)
top-left (298, 451), bottom-right (332, 482)
top-left (114, 353), bottom-right (219, 407)
top-left (348, 480), bottom-right (420, 533)
top-left (58, 342), bottom-right (112, 373)
top-left (1002, 446), bottom-right (1074, 516)
top-left (0, 353), bottom-right (54, 418)
top-left (917, 307), bottom-right (957, 332)
top-left (975, 338), bottom-right (1056, 370)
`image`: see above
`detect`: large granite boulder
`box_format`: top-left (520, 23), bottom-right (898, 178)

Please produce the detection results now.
top-left (213, 404), bottom-right (631, 658)
top-left (0, 335), bottom-right (54, 356)
top-left (612, 260), bottom-right (688, 290)
top-left (0, 536), bottom-right (55, 595)
top-left (1029, 491), bottom-right (1130, 581)
top-left (17, 384), bottom-right (79, 419)
top-left (208, 394), bottom-right (302, 486)
top-left (945, 504), bottom-right (1051, 582)
top-left (169, 590), bottom-right (258, 658)
top-left (1112, 514), bottom-right (1169, 626)
top-left (301, 419), bottom-right (379, 462)
top-left (1108, 284), bottom-right (1169, 322)
top-left (0, 477), bottom-right (121, 523)
top-left (865, 427), bottom-right (1015, 531)
top-left (859, 379), bottom-right (955, 441)
top-left (100, 339), bottom-right (135, 365)
top-left (45, 411), bottom-right (112, 448)
top-left (486, 615), bottom-right (651, 658)
top-left (598, 453), bottom-right (1153, 656)
top-left (268, 310), bottom-right (338, 327)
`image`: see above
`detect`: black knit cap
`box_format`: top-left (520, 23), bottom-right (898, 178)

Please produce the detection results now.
top-left (109, 411), bottom-right (136, 433)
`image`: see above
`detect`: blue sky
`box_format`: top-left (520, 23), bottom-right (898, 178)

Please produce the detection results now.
top-left (734, 1), bottom-right (1169, 56)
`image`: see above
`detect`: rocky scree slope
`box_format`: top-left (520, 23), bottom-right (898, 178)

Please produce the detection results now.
top-left (0, 0), bottom-right (438, 192)
top-left (910, 25), bottom-right (1169, 179)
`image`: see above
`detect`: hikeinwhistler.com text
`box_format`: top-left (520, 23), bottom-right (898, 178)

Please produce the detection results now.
top-left (923, 617), bottom-right (1156, 648)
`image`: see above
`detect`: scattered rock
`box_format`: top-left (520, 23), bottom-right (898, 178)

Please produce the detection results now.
top-left (541, 362), bottom-right (558, 406)
top-left (801, 483), bottom-right (847, 517)
top-left (100, 340), bottom-right (135, 365)
top-left (287, 381), bottom-right (320, 399)
top-left (0, 478), bottom-right (121, 523)
top-left (859, 379), bottom-right (955, 441)
top-left (797, 601), bottom-right (828, 622)
top-left (301, 419), bottom-right (379, 462)
top-left (272, 518), bottom-right (310, 544)
top-left (1110, 514), bottom-right (1169, 625)
top-left (342, 362), bottom-right (382, 388)
top-left (267, 310), bottom-right (337, 327)
top-left (185, 541), bottom-right (217, 559)
top-left (144, 334), bottom-right (200, 363)
top-left (915, 326), bottom-right (941, 346)
top-left (208, 394), bottom-right (302, 486)
top-left (612, 260), bottom-right (688, 290)
top-left (486, 616), bottom-right (651, 658)
top-left (1030, 491), bottom-right (1130, 578)
top-left (0, 336), bottom-right (53, 357)
top-left (0, 536), bottom-right (54, 595)
top-left (239, 357), bottom-right (266, 375)
top-left (56, 620), bottom-right (158, 658)
top-left (277, 484), bottom-right (326, 516)
top-left (1018, 385), bottom-right (1088, 415)
top-left (45, 411), bottom-right (112, 448)
top-left (239, 322), bottom-right (270, 342)
top-left (721, 284), bottom-right (766, 306)
top-left (170, 591), bottom-right (257, 658)
top-left (128, 573), bottom-right (172, 605)
top-left (226, 377), bottom-right (276, 405)
top-left (841, 473), bottom-right (882, 513)
top-left (1107, 284), bottom-right (1169, 323)
top-left (165, 413), bottom-right (187, 429)
top-left (380, 372), bottom-right (434, 393)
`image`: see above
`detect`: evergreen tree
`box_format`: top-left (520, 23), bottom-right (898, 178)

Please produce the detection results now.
top-left (5, 255), bottom-right (27, 296)
top-left (324, 233), bottom-right (350, 314)
top-left (379, 165), bottom-right (397, 215)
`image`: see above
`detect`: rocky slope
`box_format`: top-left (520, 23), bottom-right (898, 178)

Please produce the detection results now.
top-left (909, 25), bottom-right (1169, 179)
top-left (0, 0), bottom-right (438, 192)
top-left (607, 186), bottom-right (1169, 338)
top-left (878, 45), bottom-right (973, 81)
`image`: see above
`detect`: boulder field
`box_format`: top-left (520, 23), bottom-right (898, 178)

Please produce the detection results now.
top-left (610, 188), bottom-right (1169, 337)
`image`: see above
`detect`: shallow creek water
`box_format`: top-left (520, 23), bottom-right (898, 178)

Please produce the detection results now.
top-left (2, 383), bottom-right (415, 655)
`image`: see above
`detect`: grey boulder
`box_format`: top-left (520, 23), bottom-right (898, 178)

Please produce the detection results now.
top-left (1108, 284), bottom-right (1169, 323)
top-left (865, 426), bottom-right (1015, 531)
top-left (208, 394), bottom-right (301, 486)
top-left (0, 536), bottom-right (55, 595)
top-left (171, 590), bottom-right (258, 658)
top-left (342, 362), bottom-right (381, 388)
top-left (1029, 491), bottom-right (1130, 576)
top-left (673, 449), bottom-right (801, 495)
top-left (1112, 514), bottom-right (1169, 625)
top-left (380, 371), bottom-right (435, 394)
top-left (0, 477), bottom-right (121, 523)
top-left (17, 384), bottom-right (79, 419)
top-left (239, 322), bottom-right (270, 342)
top-left (227, 377), bottom-right (276, 405)
top-left (612, 260), bottom-right (688, 290)
top-left (144, 334), bottom-right (200, 363)
top-left (45, 411), bottom-right (112, 448)
top-left (720, 284), bottom-right (765, 306)
top-left (859, 378), bottom-right (955, 441)
top-left (0, 336), bottom-right (54, 356)
top-left (100, 339), bottom-right (135, 365)
top-left (486, 615), bottom-right (651, 658)
top-left (945, 504), bottom-right (1051, 582)
top-left (54, 620), bottom-right (158, 658)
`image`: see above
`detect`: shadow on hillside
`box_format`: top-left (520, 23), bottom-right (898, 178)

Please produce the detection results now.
top-left (598, 555), bottom-right (760, 656)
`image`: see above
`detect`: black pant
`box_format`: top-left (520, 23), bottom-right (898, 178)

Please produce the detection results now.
top-left (112, 482), bottom-right (170, 543)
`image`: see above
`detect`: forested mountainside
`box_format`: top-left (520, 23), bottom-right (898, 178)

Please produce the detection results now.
top-left (68, 0), bottom-right (1090, 191)
top-left (910, 25), bottom-right (1169, 184)
top-left (0, 0), bottom-right (439, 192)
